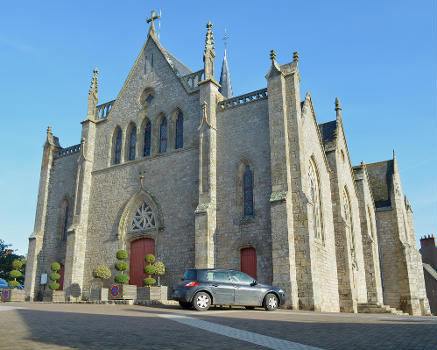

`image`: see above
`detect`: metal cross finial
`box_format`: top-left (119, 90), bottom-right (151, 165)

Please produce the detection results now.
top-left (223, 28), bottom-right (229, 50)
top-left (147, 10), bottom-right (161, 32)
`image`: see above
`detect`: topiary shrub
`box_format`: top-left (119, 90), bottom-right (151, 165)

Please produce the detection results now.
top-left (8, 258), bottom-right (24, 288)
top-left (51, 262), bottom-right (61, 272)
top-left (8, 280), bottom-right (20, 288)
top-left (143, 277), bottom-right (156, 287)
top-left (154, 261), bottom-right (166, 286)
top-left (145, 254), bottom-right (155, 263)
top-left (49, 262), bottom-right (61, 291)
top-left (114, 250), bottom-right (129, 284)
top-left (116, 250), bottom-right (128, 260)
top-left (115, 274), bottom-right (130, 284)
top-left (144, 265), bottom-right (156, 275)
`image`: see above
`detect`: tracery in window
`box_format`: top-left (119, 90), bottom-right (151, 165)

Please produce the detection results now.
top-left (243, 165), bottom-right (254, 216)
top-left (309, 160), bottom-right (323, 241)
top-left (130, 202), bottom-right (156, 231)
top-left (159, 117), bottom-right (167, 153)
top-left (175, 111), bottom-right (184, 149)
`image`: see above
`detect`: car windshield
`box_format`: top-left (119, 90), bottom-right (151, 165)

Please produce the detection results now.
top-left (0, 278), bottom-right (7, 285)
top-left (230, 271), bottom-right (254, 284)
top-left (183, 269), bottom-right (197, 281)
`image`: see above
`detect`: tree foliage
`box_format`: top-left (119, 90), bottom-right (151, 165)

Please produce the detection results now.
top-left (0, 239), bottom-right (26, 284)
top-left (93, 265), bottom-right (111, 280)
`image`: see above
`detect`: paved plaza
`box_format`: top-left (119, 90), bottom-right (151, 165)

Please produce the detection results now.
top-left (0, 303), bottom-right (436, 350)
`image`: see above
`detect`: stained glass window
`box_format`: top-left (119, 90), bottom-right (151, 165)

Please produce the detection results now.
top-left (144, 121), bottom-right (151, 157)
top-left (243, 165), bottom-right (254, 216)
top-left (175, 112), bottom-right (184, 149)
top-left (128, 126), bottom-right (137, 161)
top-left (160, 117), bottom-right (167, 153)
top-left (114, 129), bottom-right (122, 164)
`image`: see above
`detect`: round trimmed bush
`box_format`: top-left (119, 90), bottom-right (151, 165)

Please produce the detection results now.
top-left (143, 277), bottom-right (156, 286)
top-left (51, 262), bottom-right (61, 272)
top-left (93, 265), bottom-right (111, 280)
top-left (145, 254), bottom-right (155, 263)
top-left (10, 270), bottom-right (22, 279)
top-left (116, 250), bottom-right (128, 260)
top-left (8, 280), bottom-right (20, 288)
top-left (49, 282), bottom-right (60, 290)
top-left (50, 273), bottom-right (61, 281)
top-left (12, 259), bottom-right (23, 270)
top-left (115, 261), bottom-right (129, 272)
top-left (154, 261), bottom-right (165, 275)
top-left (115, 274), bottom-right (130, 284)
top-left (144, 265), bottom-right (156, 275)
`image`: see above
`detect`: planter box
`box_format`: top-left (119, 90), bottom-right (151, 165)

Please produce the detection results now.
top-left (90, 287), bottom-right (108, 302)
top-left (108, 284), bottom-right (137, 300)
top-left (137, 286), bottom-right (168, 301)
top-left (43, 290), bottom-right (66, 303)
top-left (1, 288), bottom-right (25, 302)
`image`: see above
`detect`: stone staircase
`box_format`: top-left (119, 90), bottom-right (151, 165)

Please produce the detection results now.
top-left (358, 303), bottom-right (409, 316)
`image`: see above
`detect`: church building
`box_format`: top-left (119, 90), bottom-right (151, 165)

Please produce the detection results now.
top-left (24, 13), bottom-right (430, 315)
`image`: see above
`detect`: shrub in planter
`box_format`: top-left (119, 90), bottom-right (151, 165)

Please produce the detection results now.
top-left (93, 265), bottom-right (111, 281)
top-left (91, 265), bottom-right (111, 301)
top-left (8, 259), bottom-right (23, 288)
top-left (144, 264), bottom-right (156, 275)
top-left (154, 261), bottom-right (166, 286)
top-left (48, 262), bottom-right (61, 291)
top-left (143, 277), bottom-right (156, 287)
top-left (145, 254), bottom-right (155, 264)
top-left (114, 250), bottom-right (129, 284)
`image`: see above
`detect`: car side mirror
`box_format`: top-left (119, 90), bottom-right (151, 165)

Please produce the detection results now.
top-left (250, 280), bottom-right (257, 286)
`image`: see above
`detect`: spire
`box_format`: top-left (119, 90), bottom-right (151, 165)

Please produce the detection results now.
top-left (203, 22), bottom-right (216, 80)
top-left (89, 68), bottom-right (98, 96)
top-left (218, 30), bottom-right (233, 98)
top-left (147, 10), bottom-right (161, 38)
top-left (335, 97), bottom-right (342, 120)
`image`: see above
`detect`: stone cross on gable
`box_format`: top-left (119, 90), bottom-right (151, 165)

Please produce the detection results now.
top-left (147, 10), bottom-right (161, 33)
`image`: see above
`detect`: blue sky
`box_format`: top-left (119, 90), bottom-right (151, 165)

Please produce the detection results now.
top-left (0, 0), bottom-right (435, 254)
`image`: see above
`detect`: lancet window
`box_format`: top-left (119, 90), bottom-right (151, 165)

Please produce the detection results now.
top-left (243, 165), bottom-right (254, 216)
top-left (160, 117), bottom-right (167, 153)
top-left (175, 111), bottom-right (184, 149)
top-left (309, 161), bottom-right (323, 241)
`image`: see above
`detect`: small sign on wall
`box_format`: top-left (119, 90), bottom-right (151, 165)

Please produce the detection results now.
top-left (40, 273), bottom-right (47, 285)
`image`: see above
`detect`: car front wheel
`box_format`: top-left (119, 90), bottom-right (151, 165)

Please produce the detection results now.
top-left (193, 292), bottom-right (211, 311)
top-left (263, 293), bottom-right (278, 311)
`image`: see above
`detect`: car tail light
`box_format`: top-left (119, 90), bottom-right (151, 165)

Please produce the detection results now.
top-left (183, 281), bottom-right (198, 287)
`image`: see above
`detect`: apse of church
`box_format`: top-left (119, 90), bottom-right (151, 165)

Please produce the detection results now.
top-left (24, 12), bottom-right (430, 316)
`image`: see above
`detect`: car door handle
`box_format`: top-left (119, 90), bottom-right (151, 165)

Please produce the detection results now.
top-left (212, 284), bottom-right (219, 287)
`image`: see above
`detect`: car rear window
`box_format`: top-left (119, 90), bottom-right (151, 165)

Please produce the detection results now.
top-left (205, 271), bottom-right (230, 282)
top-left (183, 269), bottom-right (197, 281)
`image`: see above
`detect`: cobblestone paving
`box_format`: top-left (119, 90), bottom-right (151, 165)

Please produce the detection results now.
top-left (0, 303), bottom-right (436, 350)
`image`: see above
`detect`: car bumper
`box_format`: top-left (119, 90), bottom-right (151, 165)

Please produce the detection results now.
top-left (171, 287), bottom-right (196, 303)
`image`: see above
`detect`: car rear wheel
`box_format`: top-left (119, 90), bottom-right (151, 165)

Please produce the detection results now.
top-left (179, 301), bottom-right (192, 309)
top-left (263, 293), bottom-right (278, 311)
top-left (193, 292), bottom-right (211, 311)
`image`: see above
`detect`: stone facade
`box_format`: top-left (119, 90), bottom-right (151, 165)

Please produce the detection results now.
top-left (25, 18), bottom-right (430, 315)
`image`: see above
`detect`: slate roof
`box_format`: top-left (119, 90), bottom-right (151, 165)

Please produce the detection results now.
top-left (161, 48), bottom-right (192, 77)
top-left (318, 120), bottom-right (337, 151)
top-left (366, 159), bottom-right (394, 208)
top-left (219, 50), bottom-right (233, 98)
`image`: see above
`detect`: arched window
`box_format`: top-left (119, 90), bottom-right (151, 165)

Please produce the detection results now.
top-left (175, 111), bottom-right (184, 149)
top-left (343, 188), bottom-right (355, 252)
top-left (113, 128), bottom-right (122, 165)
top-left (62, 203), bottom-right (69, 241)
top-left (309, 160), bottom-right (323, 241)
top-left (130, 202), bottom-right (156, 231)
top-left (128, 125), bottom-right (137, 161)
top-left (144, 121), bottom-right (151, 157)
top-left (243, 165), bottom-right (254, 216)
top-left (159, 117), bottom-right (167, 153)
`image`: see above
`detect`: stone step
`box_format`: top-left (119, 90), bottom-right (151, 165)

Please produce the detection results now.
top-left (358, 303), bottom-right (406, 315)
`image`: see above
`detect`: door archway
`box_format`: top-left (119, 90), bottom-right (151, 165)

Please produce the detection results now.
top-left (130, 238), bottom-right (155, 287)
top-left (241, 247), bottom-right (257, 280)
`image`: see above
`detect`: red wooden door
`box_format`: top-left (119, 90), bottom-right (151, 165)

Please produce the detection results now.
top-left (241, 247), bottom-right (257, 280)
top-left (58, 264), bottom-right (64, 290)
top-left (130, 238), bottom-right (155, 287)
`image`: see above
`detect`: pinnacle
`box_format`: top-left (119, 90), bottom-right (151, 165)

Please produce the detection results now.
top-left (293, 51), bottom-right (299, 62)
top-left (335, 97), bottom-right (341, 110)
top-left (270, 49), bottom-right (276, 61)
